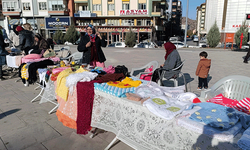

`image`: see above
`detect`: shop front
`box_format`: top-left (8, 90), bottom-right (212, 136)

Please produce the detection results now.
top-left (45, 17), bottom-right (71, 38)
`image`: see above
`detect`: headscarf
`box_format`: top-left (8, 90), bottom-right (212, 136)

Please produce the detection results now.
top-left (35, 33), bottom-right (42, 40)
top-left (13, 25), bottom-right (19, 35)
top-left (16, 26), bottom-right (23, 32)
top-left (85, 24), bottom-right (96, 42)
top-left (164, 42), bottom-right (176, 60)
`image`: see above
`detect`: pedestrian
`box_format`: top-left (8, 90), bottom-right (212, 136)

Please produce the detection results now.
top-left (0, 30), bottom-right (9, 80)
top-left (77, 24), bottom-right (106, 67)
top-left (8, 25), bottom-right (21, 54)
top-left (243, 47), bottom-right (250, 63)
top-left (16, 25), bottom-right (34, 55)
top-left (195, 51), bottom-right (211, 90)
top-left (47, 38), bottom-right (54, 50)
top-left (151, 42), bottom-right (182, 82)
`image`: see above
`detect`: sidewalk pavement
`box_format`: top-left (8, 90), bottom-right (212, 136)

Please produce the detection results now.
top-left (0, 47), bottom-right (250, 150)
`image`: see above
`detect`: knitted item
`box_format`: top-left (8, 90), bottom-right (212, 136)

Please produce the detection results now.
top-left (76, 80), bottom-right (100, 134)
top-left (56, 68), bottom-right (73, 101)
top-left (103, 65), bottom-right (115, 73)
top-left (193, 98), bottom-right (201, 103)
top-left (95, 73), bottom-right (125, 83)
top-left (238, 127), bottom-right (250, 150)
top-left (21, 64), bottom-right (28, 80)
top-left (107, 77), bottom-right (142, 88)
top-left (188, 103), bottom-right (239, 130)
top-left (235, 97), bottom-right (250, 114)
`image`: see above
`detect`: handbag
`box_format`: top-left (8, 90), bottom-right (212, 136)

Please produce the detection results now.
top-left (43, 49), bottom-right (56, 58)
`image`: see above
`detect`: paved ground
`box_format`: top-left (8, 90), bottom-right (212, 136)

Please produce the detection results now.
top-left (0, 46), bottom-right (250, 150)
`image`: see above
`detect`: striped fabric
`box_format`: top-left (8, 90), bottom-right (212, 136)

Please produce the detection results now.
top-left (207, 93), bottom-right (239, 108)
top-left (234, 98), bottom-right (250, 114)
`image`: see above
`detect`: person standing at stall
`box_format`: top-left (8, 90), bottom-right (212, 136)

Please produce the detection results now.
top-left (16, 25), bottom-right (34, 55)
top-left (0, 30), bottom-right (9, 80)
top-left (77, 24), bottom-right (106, 67)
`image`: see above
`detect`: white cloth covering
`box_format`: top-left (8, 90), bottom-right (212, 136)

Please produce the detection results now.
top-left (65, 71), bottom-right (98, 94)
top-left (143, 95), bottom-right (192, 120)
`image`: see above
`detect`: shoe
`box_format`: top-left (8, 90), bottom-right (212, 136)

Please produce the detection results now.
top-left (0, 77), bottom-right (6, 81)
top-left (204, 87), bottom-right (208, 90)
top-left (243, 61), bottom-right (248, 64)
top-left (197, 87), bottom-right (202, 90)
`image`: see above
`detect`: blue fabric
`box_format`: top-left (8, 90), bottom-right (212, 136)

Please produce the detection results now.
top-left (94, 82), bottom-right (135, 97)
top-left (238, 127), bottom-right (250, 150)
top-left (1, 28), bottom-right (8, 40)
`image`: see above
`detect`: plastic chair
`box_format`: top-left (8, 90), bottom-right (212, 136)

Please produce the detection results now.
top-left (60, 52), bottom-right (83, 64)
top-left (157, 60), bottom-right (187, 91)
top-left (130, 61), bottom-right (159, 80)
top-left (200, 75), bottom-right (250, 101)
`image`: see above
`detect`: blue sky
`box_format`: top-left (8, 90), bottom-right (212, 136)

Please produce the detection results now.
top-left (181, 0), bottom-right (206, 20)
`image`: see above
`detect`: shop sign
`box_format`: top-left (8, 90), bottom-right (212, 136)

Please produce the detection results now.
top-left (120, 10), bottom-right (148, 16)
top-left (45, 17), bottom-right (70, 29)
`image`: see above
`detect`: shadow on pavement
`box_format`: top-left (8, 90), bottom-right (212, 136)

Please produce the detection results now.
top-left (0, 109), bottom-right (21, 119)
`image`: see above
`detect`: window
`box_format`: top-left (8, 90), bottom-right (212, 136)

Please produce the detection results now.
top-left (39, 2), bottom-right (47, 10)
top-left (82, 5), bottom-right (88, 11)
top-left (108, 4), bottom-right (114, 11)
top-left (93, 4), bottom-right (101, 11)
top-left (3, 2), bottom-right (18, 11)
top-left (122, 19), bottom-right (134, 26)
top-left (108, 0), bottom-right (113, 2)
top-left (48, 1), bottom-right (67, 11)
top-left (23, 3), bottom-right (30, 10)
top-left (122, 4), bottom-right (129, 10)
top-left (138, 3), bottom-right (146, 9)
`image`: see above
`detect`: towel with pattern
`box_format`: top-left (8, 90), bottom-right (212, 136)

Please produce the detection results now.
top-left (207, 94), bottom-right (239, 108)
top-left (94, 82), bottom-right (135, 97)
top-left (234, 97), bottom-right (250, 114)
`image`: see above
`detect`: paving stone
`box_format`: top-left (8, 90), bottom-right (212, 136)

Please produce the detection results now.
top-left (22, 143), bottom-right (47, 150)
top-left (42, 132), bottom-right (109, 150)
top-left (0, 138), bottom-right (7, 150)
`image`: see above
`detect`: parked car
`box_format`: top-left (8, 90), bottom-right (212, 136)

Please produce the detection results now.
top-left (199, 42), bottom-right (207, 48)
top-left (169, 37), bottom-right (179, 42)
top-left (193, 35), bottom-right (199, 42)
top-left (241, 44), bottom-right (249, 49)
top-left (74, 38), bottom-right (81, 45)
top-left (171, 41), bottom-right (189, 49)
top-left (107, 42), bottom-right (126, 48)
top-left (133, 42), bottom-right (157, 48)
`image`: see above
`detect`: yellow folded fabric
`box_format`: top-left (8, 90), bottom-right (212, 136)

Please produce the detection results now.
top-left (56, 68), bottom-right (73, 101)
top-left (107, 77), bottom-right (142, 88)
top-left (75, 66), bottom-right (86, 73)
top-left (21, 64), bottom-right (28, 80)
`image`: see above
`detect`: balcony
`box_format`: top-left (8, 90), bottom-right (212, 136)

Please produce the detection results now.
top-left (74, 11), bottom-right (97, 17)
top-left (2, 8), bottom-right (21, 16)
top-left (48, 8), bottom-right (68, 15)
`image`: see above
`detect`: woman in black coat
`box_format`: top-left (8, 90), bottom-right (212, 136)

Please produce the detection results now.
top-left (77, 24), bottom-right (106, 67)
top-left (0, 30), bottom-right (9, 80)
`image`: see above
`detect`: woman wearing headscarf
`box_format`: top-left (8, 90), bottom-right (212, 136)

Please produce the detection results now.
top-left (0, 30), bottom-right (9, 80)
top-left (77, 24), bottom-right (106, 67)
top-left (30, 33), bottom-right (49, 54)
top-left (151, 42), bottom-right (182, 82)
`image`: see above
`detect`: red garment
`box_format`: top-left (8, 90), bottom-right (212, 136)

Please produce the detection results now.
top-left (234, 97), bottom-right (250, 114)
top-left (164, 42), bottom-right (176, 60)
top-left (207, 94), bottom-right (239, 108)
top-left (90, 41), bottom-right (98, 66)
top-left (88, 34), bottom-right (96, 42)
top-left (76, 80), bottom-right (101, 134)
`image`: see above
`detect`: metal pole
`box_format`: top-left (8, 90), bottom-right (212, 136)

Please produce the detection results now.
top-left (32, 1), bottom-right (36, 33)
top-left (184, 0), bottom-right (189, 47)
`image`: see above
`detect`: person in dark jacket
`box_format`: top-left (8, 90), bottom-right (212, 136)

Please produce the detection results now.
top-left (16, 26), bottom-right (34, 55)
top-left (77, 24), bottom-right (106, 67)
top-left (30, 33), bottom-right (49, 54)
top-left (0, 30), bottom-right (9, 80)
top-left (152, 42), bottom-right (182, 82)
top-left (243, 47), bottom-right (250, 64)
top-left (47, 38), bottom-right (54, 50)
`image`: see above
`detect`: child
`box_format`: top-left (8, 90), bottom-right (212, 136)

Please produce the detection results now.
top-left (196, 51), bottom-right (211, 90)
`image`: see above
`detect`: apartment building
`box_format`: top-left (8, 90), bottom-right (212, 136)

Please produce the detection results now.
top-left (2, 0), bottom-right (74, 37)
top-left (196, 3), bottom-right (205, 37)
top-left (205, 0), bottom-right (250, 43)
top-left (74, 0), bottom-right (168, 43)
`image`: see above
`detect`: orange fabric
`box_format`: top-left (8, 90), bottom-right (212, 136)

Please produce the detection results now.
top-left (56, 110), bottom-right (77, 129)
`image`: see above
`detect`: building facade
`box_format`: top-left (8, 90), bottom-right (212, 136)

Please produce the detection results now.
top-left (74, 0), bottom-right (168, 44)
top-left (204, 0), bottom-right (250, 43)
top-left (196, 3), bottom-right (205, 38)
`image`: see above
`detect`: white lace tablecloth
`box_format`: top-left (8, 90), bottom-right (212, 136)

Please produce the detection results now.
top-left (91, 90), bottom-right (241, 150)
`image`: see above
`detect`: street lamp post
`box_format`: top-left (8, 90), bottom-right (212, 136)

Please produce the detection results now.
top-left (32, 1), bottom-right (36, 33)
top-left (184, 0), bottom-right (189, 47)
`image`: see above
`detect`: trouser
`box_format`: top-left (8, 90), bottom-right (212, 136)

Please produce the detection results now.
top-left (198, 77), bottom-right (208, 88)
top-left (0, 65), bottom-right (2, 77)
top-left (151, 68), bottom-right (163, 82)
top-left (244, 48), bottom-right (250, 62)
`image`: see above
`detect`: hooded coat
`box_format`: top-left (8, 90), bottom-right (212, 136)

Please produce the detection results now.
top-left (19, 30), bottom-right (34, 52)
top-left (196, 58), bottom-right (211, 78)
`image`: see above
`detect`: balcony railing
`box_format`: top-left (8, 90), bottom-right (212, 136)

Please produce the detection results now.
top-left (48, 8), bottom-right (68, 11)
top-left (2, 8), bottom-right (21, 12)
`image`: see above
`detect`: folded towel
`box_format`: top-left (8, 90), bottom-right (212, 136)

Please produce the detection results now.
top-left (238, 127), bottom-right (250, 150)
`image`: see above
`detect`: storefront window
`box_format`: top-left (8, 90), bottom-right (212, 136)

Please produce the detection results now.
top-left (23, 3), bottom-right (30, 10)
top-left (122, 19), bottom-right (134, 26)
top-left (108, 19), bottom-right (119, 26)
top-left (39, 2), bottom-right (47, 10)
top-left (93, 19), bottom-right (105, 26)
